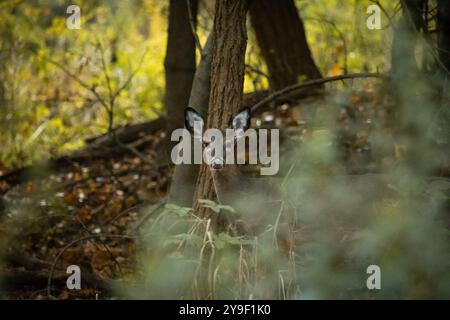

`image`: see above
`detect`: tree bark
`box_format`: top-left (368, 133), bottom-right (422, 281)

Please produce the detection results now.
top-left (249, 0), bottom-right (321, 90)
top-left (164, 0), bottom-right (198, 140)
top-left (193, 0), bottom-right (249, 229)
top-left (438, 0), bottom-right (450, 72)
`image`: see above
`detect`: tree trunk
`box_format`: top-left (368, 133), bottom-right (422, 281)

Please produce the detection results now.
top-left (438, 0), bottom-right (450, 72)
top-left (390, 0), bottom-right (424, 79)
top-left (193, 0), bottom-right (249, 230)
top-left (167, 34), bottom-right (214, 207)
top-left (164, 0), bottom-right (198, 140)
top-left (164, 0), bottom-right (204, 207)
top-left (249, 0), bottom-right (321, 90)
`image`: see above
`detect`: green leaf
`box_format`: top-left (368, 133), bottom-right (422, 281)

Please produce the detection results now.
top-left (164, 203), bottom-right (192, 217)
top-left (213, 233), bottom-right (254, 250)
top-left (163, 233), bottom-right (203, 248)
top-left (197, 199), bottom-right (216, 205)
top-left (197, 199), bottom-right (236, 214)
top-left (217, 204), bottom-right (236, 214)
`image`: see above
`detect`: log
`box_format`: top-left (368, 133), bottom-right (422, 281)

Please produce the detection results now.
top-left (0, 118), bottom-right (168, 186)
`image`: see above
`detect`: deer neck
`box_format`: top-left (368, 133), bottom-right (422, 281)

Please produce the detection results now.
top-left (210, 165), bottom-right (244, 205)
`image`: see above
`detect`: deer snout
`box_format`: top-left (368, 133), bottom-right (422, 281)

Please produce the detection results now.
top-left (211, 157), bottom-right (224, 170)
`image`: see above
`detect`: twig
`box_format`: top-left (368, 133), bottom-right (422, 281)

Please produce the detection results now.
top-left (48, 48), bottom-right (150, 163)
top-left (47, 234), bottom-right (136, 299)
top-left (75, 216), bottom-right (124, 278)
top-left (97, 40), bottom-right (114, 105)
top-left (370, 0), bottom-right (398, 30)
top-left (245, 64), bottom-right (269, 79)
top-left (97, 41), bottom-right (115, 131)
top-left (42, 56), bottom-right (110, 113)
top-left (42, 47), bottom-right (148, 134)
top-left (187, 0), bottom-right (202, 52)
top-left (112, 131), bottom-right (153, 165)
top-left (304, 16), bottom-right (348, 73)
top-left (250, 72), bottom-right (383, 112)
top-left (113, 48), bottom-right (148, 101)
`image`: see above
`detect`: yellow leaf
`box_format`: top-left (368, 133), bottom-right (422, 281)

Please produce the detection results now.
top-left (36, 104), bottom-right (50, 119)
top-left (331, 64), bottom-right (343, 76)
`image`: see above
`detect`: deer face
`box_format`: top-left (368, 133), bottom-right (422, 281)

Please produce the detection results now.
top-left (184, 107), bottom-right (251, 170)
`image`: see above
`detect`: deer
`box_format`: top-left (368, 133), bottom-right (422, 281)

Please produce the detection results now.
top-left (184, 107), bottom-right (283, 237)
top-left (183, 106), bottom-right (409, 250)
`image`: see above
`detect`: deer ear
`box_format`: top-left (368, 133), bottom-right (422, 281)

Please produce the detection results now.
top-left (184, 107), bottom-right (204, 139)
top-left (230, 108), bottom-right (251, 133)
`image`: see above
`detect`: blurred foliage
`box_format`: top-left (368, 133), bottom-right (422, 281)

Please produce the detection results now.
top-left (299, 0), bottom-right (398, 76)
top-left (130, 79), bottom-right (449, 299)
top-left (0, 0), bottom-right (167, 169)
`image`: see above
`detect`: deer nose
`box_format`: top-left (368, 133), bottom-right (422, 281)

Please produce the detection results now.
top-left (211, 157), bottom-right (224, 169)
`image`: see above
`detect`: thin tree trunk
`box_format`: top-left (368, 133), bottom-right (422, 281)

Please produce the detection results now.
top-left (164, 0), bottom-right (204, 207)
top-left (193, 0), bottom-right (249, 230)
top-left (164, 0), bottom-right (198, 140)
top-left (168, 34), bottom-right (214, 207)
top-left (249, 0), bottom-right (321, 90)
top-left (390, 0), bottom-right (425, 79)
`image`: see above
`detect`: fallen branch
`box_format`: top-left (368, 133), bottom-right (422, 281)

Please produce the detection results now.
top-left (0, 118), bottom-right (167, 186)
top-left (250, 72), bottom-right (384, 112)
top-left (85, 117), bottom-right (167, 146)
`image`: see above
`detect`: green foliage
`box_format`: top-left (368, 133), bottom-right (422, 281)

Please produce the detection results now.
top-left (0, 0), bottom-right (167, 169)
top-left (198, 199), bottom-right (236, 214)
top-left (298, 0), bottom-right (397, 75)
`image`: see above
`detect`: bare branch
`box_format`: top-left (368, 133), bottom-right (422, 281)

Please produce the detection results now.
top-left (42, 56), bottom-right (110, 113)
top-left (251, 72), bottom-right (383, 112)
top-left (187, 0), bottom-right (203, 52)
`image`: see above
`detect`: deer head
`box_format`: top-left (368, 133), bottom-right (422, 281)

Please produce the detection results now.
top-left (184, 107), bottom-right (251, 170)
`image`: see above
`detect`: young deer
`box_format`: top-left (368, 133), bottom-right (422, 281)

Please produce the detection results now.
top-left (184, 107), bottom-right (402, 246)
top-left (185, 107), bottom-right (282, 235)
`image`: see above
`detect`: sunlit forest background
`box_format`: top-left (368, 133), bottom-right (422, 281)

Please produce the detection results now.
top-left (0, 0), bottom-right (396, 168)
top-left (0, 0), bottom-right (449, 300)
